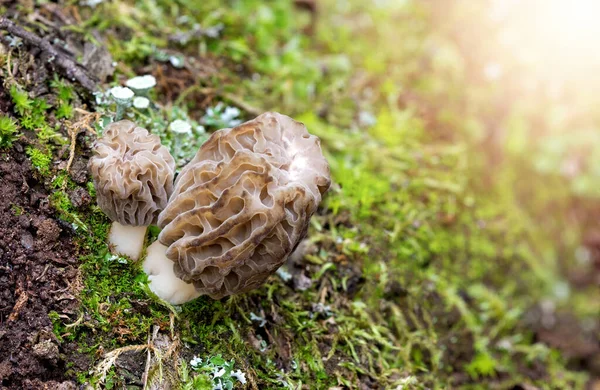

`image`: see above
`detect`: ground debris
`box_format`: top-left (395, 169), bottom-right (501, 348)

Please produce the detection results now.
top-left (0, 16), bottom-right (97, 93)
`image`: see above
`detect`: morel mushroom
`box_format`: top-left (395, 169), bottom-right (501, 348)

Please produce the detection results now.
top-left (143, 112), bottom-right (330, 303)
top-left (89, 120), bottom-right (175, 261)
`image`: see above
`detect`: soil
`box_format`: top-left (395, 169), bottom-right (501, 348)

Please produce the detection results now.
top-left (0, 146), bottom-right (89, 390)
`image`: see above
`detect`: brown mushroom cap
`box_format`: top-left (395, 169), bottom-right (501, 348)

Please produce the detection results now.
top-left (89, 120), bottom-right (175, 226)
top-left (157, 112), bottom-right (330, 298)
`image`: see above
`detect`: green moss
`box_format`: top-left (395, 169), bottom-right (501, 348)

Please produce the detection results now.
top-left (0, 115), bottom-right (20, 148)
top-left (49, 189), bottom-right (88, 232)
top-left (10, 204), bottom-right (24, 216)
top-left (25, 146), bottom-right (52, 175)
top-left (14, 0), bottom-right (594, 388)
top-left (55, 209), bottom-right (169, 383)
top-left (51, 75), bottom-right (76, 120)
top-left (9, 85), bottom-right (32, 116)
top-left (55, 103), bottom-right (74, 120)
top-left (9, 81), bottom-right (67, 147)
top-left (466, 352), bottom-right (497, 379)
top-left (52, 171), bottom-right (77, 190)
top-left (51, 74), bottom-right (75, 102)
top-left (48, 310), bottom-right (66, 343)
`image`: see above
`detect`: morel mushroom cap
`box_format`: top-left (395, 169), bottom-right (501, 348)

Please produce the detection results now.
top-left (89, 120), bottom-right (175, 260)
top-left (90, 120), bottom-right (175, 226)
top-left (156, 112), bottom-right (330, 299)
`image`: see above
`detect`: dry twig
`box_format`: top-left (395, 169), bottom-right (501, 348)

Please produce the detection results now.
top-left (64, 108), bottom-right (99, 172)
top-left (94, 344), bottom-right (151, 387)
top-left (94, 326), bottom-right (181, 390)
top-left (8, 284), bottom-right (29, 322)
top-left (141, 327), bottom-right (158, 389)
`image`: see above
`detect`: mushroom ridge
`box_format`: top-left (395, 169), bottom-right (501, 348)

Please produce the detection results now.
top-left (157, 112), bottom-right (331, 299)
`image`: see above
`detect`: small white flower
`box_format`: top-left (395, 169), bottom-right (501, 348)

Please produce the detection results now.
top-left (169, 119), bottom-right (192, 135)
top-left (133, 96), bottom-right (150, 109)
top-left (231, 370), bottom-right (247, 384)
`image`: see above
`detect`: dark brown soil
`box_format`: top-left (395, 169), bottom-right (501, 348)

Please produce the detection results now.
top-left (0, 146), bottom-right (88, 389)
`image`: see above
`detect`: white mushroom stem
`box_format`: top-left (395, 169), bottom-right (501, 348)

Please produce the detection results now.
top-left (108, 222), bottom-right (148, 261)
top-left (143, 240), bottom-right (201, 305)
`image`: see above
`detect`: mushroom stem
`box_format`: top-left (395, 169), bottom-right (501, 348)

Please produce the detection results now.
top-left (108, 222), bottom-right (148, 261)
top-left (143, 240), bottom-right (201, 304)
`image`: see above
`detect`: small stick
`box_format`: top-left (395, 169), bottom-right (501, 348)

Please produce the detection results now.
top-left (6, 48), bottom-right (13, 78)
top-left (8, 288), bottom-right (28, 322)
top-left (34, 264), bottom-right (51, 281)
top-left (65, 109), bottom-right (99, 172)
top-left (66, 124), bottom-right (78, 172)
top-left (0, 17), bottom-right (97, 93)
top-left (142, 329), bottom-right (153, 389)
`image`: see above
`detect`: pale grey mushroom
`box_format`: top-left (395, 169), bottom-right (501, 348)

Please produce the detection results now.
top-left (143, 112), bottom-right (330, 304)
top-left (89, 120), bottom-right (175, 261)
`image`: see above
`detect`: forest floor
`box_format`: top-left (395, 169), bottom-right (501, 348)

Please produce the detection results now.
top-left (0, 1), bottom-right (599, 389)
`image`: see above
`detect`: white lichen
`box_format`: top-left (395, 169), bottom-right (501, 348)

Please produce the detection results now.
top-left (109, 86), bottom-right (134, 102)
top-left (188, 354), bottom-right (247, 389)
top-left (126, 75), bottom-right (157, 95)
top-left (276, 267), bottom-right (292, 282)
top-left (190, 356), bottom-right (203, 368)
top-left (169, 55), bottom-right (185, 68)
top-left (250, 312), bottom-right (266, 327)
top-left (231, 370), bottom-right (246, 385)
top-left (133, 96), bottom-right (150, 109)
top-left (109, 87), bottom-right (134, 120)
top-left (202, 103), bottom-right (242, 128)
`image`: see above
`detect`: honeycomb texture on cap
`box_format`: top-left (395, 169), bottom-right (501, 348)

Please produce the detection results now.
top-left (89, 120), bottom-right (175, 226)
top-left (157, 112), bottom-right (331, 298)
